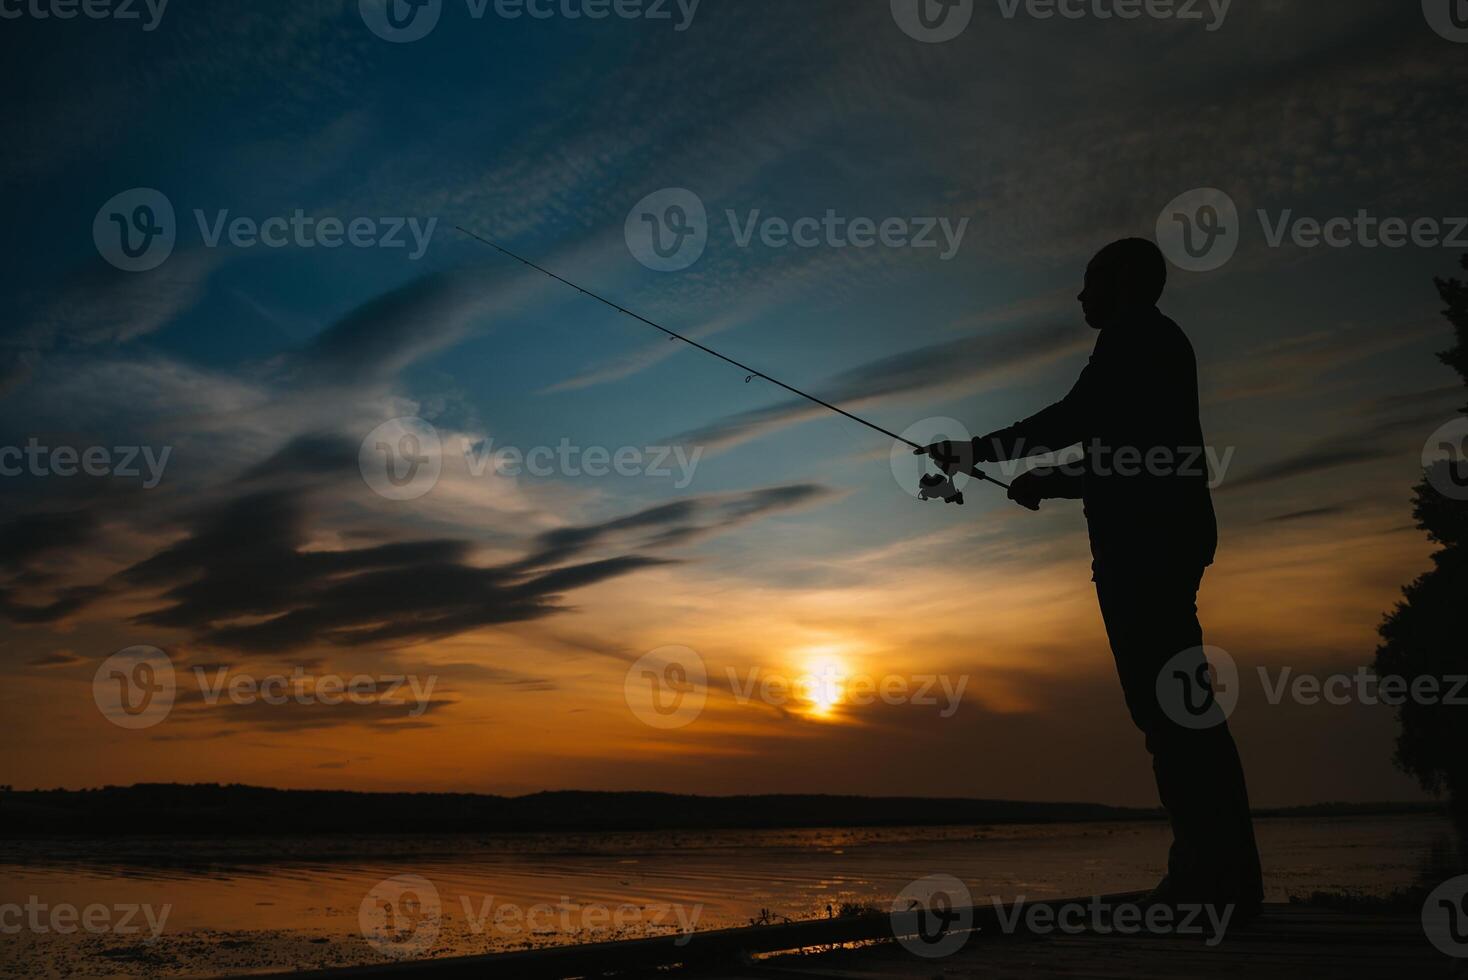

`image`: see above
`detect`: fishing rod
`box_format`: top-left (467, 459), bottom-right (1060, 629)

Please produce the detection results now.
top-left (454, 225), bottom-right (1014, 501)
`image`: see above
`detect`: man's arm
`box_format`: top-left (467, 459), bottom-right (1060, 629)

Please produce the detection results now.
top-left (974, 360), bottom-right (1098, 463)
top-left (1023, 467), bottom-right (1086, 499)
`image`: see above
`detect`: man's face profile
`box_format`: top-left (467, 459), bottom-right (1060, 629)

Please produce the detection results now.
top-left (1079, 261), bottom-right (1116, 330)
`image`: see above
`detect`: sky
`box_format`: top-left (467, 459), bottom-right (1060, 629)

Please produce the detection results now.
top-left (2, 0), bottom-right (1466, 807)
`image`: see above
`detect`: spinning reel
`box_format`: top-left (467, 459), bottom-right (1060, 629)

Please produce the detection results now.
top-left (918, 472), bottom-right (965, 506)
top-left (915, 439), bottom-right (972, 506)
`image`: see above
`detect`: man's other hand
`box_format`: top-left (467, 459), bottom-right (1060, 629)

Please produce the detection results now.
top-left (1008, 471), bottom-right (1044, 511)
top-left (913, 440), bottom-right (973, 476)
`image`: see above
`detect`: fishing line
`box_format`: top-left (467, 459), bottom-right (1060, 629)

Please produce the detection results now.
top-left (455, 225), bottom-right (1011, 494)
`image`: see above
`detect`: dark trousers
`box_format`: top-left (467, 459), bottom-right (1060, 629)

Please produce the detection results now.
top-left (1095, 566), bottom-right (1264, 905)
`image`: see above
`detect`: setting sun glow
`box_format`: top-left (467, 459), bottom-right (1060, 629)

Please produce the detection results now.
top-left (799, 655), bottom-right (850, 719)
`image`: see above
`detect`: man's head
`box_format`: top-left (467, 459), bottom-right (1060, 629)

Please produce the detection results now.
top-left (1078, 238), bottom-right (1168, 329)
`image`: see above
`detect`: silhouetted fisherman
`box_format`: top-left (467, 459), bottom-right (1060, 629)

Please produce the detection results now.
top-left (921, 238), bottom-right (1263, 916)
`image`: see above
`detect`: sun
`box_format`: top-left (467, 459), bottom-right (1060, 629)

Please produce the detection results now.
top-left (800, 655), bottom-right (850, 719)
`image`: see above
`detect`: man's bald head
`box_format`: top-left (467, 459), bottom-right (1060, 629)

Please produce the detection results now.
top-left (1078, 238), bottom-right (1168, 329)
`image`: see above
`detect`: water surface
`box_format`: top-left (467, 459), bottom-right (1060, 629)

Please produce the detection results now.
top-left (1, 814), bottom-right (1458, 977)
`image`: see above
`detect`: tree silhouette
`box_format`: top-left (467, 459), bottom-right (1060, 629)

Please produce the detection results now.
top-left (1373, 254), bottom-right (1468, 834)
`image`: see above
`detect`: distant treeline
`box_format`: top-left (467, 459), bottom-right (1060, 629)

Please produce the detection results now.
top-left (0, 784), bottom-right (1441, 838)
top-left (0, 784), bottom-right (1164, 837)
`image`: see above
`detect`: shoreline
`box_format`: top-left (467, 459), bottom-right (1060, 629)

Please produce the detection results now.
top-left (0, 783), bottom-right (1444, 841)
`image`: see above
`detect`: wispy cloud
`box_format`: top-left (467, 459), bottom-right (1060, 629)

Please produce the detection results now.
top-left (517, 484), bottom-right (835, 569)
top-left (287, 266), bottom-right (530, 383)
top-left (26, 650), bottom-right (86, 669)
top-left (1261, 505), bottom-right (1352, 524)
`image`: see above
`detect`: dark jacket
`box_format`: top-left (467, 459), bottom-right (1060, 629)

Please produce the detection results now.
top-left (976, 308), bottom-right (1218, 574)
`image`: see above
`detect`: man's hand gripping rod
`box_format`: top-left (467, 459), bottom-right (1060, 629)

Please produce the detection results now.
top-left (455, 225), bottom-right (1014, 502)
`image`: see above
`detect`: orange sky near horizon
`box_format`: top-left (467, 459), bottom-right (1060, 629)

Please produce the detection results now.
top-left (5, 479), bottom-right (1438, 808)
